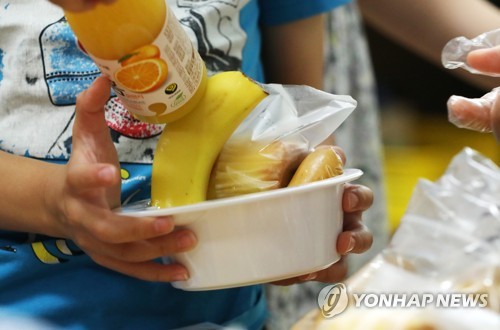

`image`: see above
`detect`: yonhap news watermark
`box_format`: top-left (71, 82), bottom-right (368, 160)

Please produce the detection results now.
top-left (351, 292), bottom-right (488, 309)
top-left (317, 283), bottom-right (489, 319)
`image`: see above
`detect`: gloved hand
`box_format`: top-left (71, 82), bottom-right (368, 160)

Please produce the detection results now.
top-left (442, 30), bottom-right (500, 142)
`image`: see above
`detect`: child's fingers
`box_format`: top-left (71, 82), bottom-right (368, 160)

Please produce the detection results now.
top-left (79, 228), bottom-right (197, 262)
top-left (342, 184), bottom-right (374, 213)
top-left (73, 76), bottom-right (111, 135)
top-left (87, 213), bottom-right (178, 243)
top-left (71, 77), bottom-right (119, 167)
top-left (67, 163), bottom-right (120, 190)
top-left (76, 76), bottom-right (111, 114)
top-left (336, 224), bottom-right (373, 255)
top-left (310, 257), bottom-right (349, 283)
top-left (119, 229), bottom-right (197, 261)
top-left (90, 255), bottom-right (190, 282)
top-left (332, 146), bottom-right (347, 165)
top-left (63, 199), bottom-right (178, 244)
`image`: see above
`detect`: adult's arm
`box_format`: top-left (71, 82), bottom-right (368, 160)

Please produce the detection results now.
top-left (358, 0), bottom-right (500, 90)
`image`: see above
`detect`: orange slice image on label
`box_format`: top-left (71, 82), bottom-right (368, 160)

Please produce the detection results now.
top-left (119, 44), bottom-right (161, 67)
top-left (115, 58), bottom-right (168, 93)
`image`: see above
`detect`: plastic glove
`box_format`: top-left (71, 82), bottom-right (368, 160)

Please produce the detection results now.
top-left (442, 30), bottom-right (500, 141)
top-left (447, 87), bottom-right (500, 134)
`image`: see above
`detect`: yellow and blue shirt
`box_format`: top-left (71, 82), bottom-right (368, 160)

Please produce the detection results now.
top-left (0, 0), bottom-right (349, 328)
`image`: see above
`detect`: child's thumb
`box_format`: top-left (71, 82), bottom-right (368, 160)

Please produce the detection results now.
top-left (74, 76), bottom-right (111, 134)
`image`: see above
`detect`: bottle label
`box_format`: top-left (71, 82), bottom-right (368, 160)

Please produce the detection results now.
top-left (86, 7), bottom-right (204, 118)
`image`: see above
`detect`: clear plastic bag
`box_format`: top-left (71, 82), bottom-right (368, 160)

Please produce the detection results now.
top-left (344, 148), bottom-right (500, 312)
top-left (437, 147), bottom-right (500, 204)
top-left (234, 84), bottom-right (356, 145)
top-left (405, 180), bottom-right (500, 241)
top-left (208, 84), bottom-right (357, 199)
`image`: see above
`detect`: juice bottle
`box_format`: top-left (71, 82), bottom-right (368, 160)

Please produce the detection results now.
top-left (64, 0), bottom-right (208, 124)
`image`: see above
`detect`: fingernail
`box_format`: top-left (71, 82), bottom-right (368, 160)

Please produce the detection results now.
top-left (176, 232), bottom-right (196, 250)
top-left (98, 166), bottom-right (115, 181)
top-left (172, 272), bottom-right (189, 281)
top-left (346, 237), bottom-right (355, 253)
top-left (300, 273), bottom-right (317, 281)
top-left (154, 217), bottom-right (173, 233)
top-left (347, 191), bottom-right (359, 210)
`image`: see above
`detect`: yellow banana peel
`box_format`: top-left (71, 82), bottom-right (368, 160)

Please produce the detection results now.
top-left (151, 71), bottom-right (268, 208)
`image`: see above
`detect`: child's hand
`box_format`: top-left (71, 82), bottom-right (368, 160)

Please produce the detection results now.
top-left (49, 0), bottom-right (115, 12)
top-left (272, 184), bottom-right (374, 285)
top-left (272, 147), bottom-right (374, 285)
top-left (46, 77), bottom-right (196, 282)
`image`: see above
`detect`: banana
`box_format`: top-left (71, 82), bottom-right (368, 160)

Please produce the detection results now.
top-left (207, 139), bottom-right (307, 199)
top-left (288, 145), bottom-right (344, 187)
top-left (151, 71), bottom-right (268, 208)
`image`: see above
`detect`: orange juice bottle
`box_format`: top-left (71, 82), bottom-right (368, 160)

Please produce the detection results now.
top-left (64, 0), bottom-right (207, 124)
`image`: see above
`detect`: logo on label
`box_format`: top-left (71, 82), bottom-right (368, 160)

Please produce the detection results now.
top-left (165, 83), bottom-right (178, 95)
top-left (317, 283), bottom-right (349, 318)
top-left (171, 92), bottom-right (186, 107)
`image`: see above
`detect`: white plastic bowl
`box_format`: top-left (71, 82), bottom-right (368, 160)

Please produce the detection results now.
top-left (118, 168), bottom-right (362, 290)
